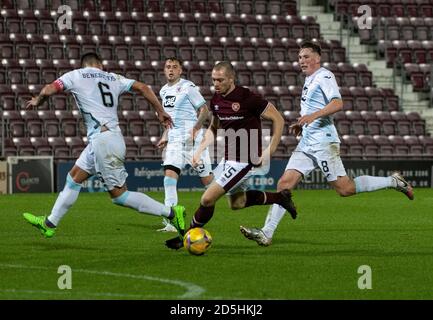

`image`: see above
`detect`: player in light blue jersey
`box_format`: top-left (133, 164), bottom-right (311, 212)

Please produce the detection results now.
top-left (155, 57), bottom-right (213, 232)
top-left (22, 53), bottom-right (186, 239)
top-left (240, 40), bottom-right (414, 246)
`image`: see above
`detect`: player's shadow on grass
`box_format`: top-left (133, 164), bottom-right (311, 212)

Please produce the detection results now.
top-left (22, 241), bottom-right (97, 251)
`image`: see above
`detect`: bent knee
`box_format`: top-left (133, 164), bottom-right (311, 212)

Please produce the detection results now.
top-left (201, 195), bottom-right (215, 207)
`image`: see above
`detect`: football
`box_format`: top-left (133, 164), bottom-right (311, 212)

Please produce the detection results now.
top-left (183, 228), bottom-right (212, 256)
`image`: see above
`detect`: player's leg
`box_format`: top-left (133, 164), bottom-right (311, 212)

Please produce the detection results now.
top-left (165, 160), bottom-right (249, 249)
top-left (239, 150), bottom-right (312, 245)
top-left (88, 131), bottom-right (186, 235)
top-left (159, 141), bottom-right (184, 231)
top-left (320, 144), bottom-right (414, 199)
top-left (163, 167), bottom-right (180, 207)
top-left (239, 169), bottom-right (303, 245)
top-left (330, 173), bottom-right (414, 199)
top-left (157, 166), bottom-right (181, 232)
top-left (23, 145), bottom-right (93, 237)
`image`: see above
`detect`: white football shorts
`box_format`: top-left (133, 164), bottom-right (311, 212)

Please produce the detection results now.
top-left (76, 130), bottom-right (128, 190)
top-left (163, 134), bottom-right (212, 178)
top-left (285, 143), bottom-right (347, 182)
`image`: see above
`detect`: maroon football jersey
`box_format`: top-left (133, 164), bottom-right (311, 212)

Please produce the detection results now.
top-left (210, 86), bottom-right (269, 164)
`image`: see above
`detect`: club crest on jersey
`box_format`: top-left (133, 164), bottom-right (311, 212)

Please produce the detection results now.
top-left (214, 105), bottom-right (219, 111)
top-left (231, 102), bottom-right (240, 112)
top-left (164, 96), bottom-right (176, 108)
top-left (176, 86), bottom-right (182, 93)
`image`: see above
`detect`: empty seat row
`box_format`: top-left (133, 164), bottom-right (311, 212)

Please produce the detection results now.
top-left (0, 34), bottom-right (346, 63)
top-left (1, 0), bottom-right (297, 16)
top-left (2, 109), bottom-right (164, 138)
top-left (377, 40), bottom-right (433, 67)
top-left (331, 0), bottom-right (433, 18)
top-left (1, 135), bottom-right (164, 161)
top-left (334, 110), bottom-right (426, 136)
top-left (354, 17), bottom-right (433, 44)
top-left (340, 134), bottom-right (433, 159)
top-left (1, 10), bottom-right (311, 38)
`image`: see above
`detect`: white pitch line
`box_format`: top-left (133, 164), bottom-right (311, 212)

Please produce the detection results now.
top-left (0, 263), bottom-right (205, 299)
top-left (0, 288), bottom-right (147, 299)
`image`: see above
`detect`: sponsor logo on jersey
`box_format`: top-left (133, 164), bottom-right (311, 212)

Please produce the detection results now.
top-left (164, 96), bottom-right (176, 108)
top-left (231, 102), bottom-right (240, 112)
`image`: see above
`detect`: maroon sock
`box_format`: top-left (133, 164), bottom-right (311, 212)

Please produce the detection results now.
top-left (264, 192), bottom-right (284, 205)
top-left (190, 205), bottom-right (215, 228)
top-left (244, 190), bottom-right (283, 207)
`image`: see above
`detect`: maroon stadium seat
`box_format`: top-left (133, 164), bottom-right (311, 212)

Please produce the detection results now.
top-left (361, 111), bottom-right (382, 136)
top-left (359, 135), bottom-right (379, 159)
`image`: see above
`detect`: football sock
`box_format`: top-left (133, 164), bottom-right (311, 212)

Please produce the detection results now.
top-left (48, 173), bottom-right (82, 226)
top-left (190, 205), bottom-right (215, 228)
top-left (262, 204), bottom-right (286, 239)
top-left (164, 176), bottom-right (178, 206)
top-left (354, 176), bottom-right (395, 193)
top-left (244, 190), bottom-right (285, 207)
top-left (112, 191), bottom-right (171, 217)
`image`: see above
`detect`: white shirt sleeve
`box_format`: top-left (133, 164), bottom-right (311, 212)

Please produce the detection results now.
top-left (317, 72), bottom-right (341, 103)
top-left (186, 83), bottom-right (206, 109)
top-left (114, 73), bottom-right (136, 94)
top-left (57, 70), bottom-right (77, 92)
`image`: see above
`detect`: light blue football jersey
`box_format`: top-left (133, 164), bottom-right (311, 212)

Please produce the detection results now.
top-left (159, 78), bottom-right (206, 142)
top-left (298, 67), bottom-right (342, 150)
top-left (57, 67), bottom-right (135, 141)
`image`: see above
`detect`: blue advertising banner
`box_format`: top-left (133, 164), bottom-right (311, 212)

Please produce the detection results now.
top-left (56, 160), bottom-right (433, 193)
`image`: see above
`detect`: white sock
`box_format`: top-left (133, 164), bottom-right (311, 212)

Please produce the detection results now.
top-left (354, 176), bottom-right (395, 193)
top-left (112, 191), bottom-right (171, 217)
top-left (48, 173), bottom-right (82, 226)
top-left (164, 176), bottom-right (178, 206)
top-left (262, 204), bottom-right (286, 239)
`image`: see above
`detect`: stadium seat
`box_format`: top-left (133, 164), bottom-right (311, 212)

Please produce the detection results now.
top-left (373, 135), bottom-right (394, 157)
top-left (365, 87), bottom-right (385, 111)
top-left (359, 135), bottom-right (379, 159)
top-left (361, 111), bottom-right (382, 135)
top-left (335, 111), bottom-right (350, 135)
top-left (342, 135), bottom-right (363, 158)
top-left (14, 137), bottom-right (35, 156)
top-left (31, 137), bottom-right (52, 156)
top-left (349, 87), bottom-right (369, 111)
top-left (346, 110), bottom-right (365, 135)
top-left (389, 135), bottom-right (410, 156)
top-left (406, 111), bottom-right (426, 135)
top-left (403, 135), bottom-right (424, 157)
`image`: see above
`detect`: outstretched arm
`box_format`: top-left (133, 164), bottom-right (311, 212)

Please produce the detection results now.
top-left (26, 83), bottom-right (60, 109)
top-left (192, 115), bottom-right (219, 167)
top-left (131, 81), bottom-right (173, 129)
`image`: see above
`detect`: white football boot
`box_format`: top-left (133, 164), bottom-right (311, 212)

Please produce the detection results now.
top-left (240, 226), bottom-right (272, 246)
top-left (157, 218), bottom-right (178, 232)
top-left (391, 172), bottom-right (414, 200)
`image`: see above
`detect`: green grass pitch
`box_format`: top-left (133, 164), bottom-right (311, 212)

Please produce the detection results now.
top-left (1, 189), bottom-right (433, 300)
